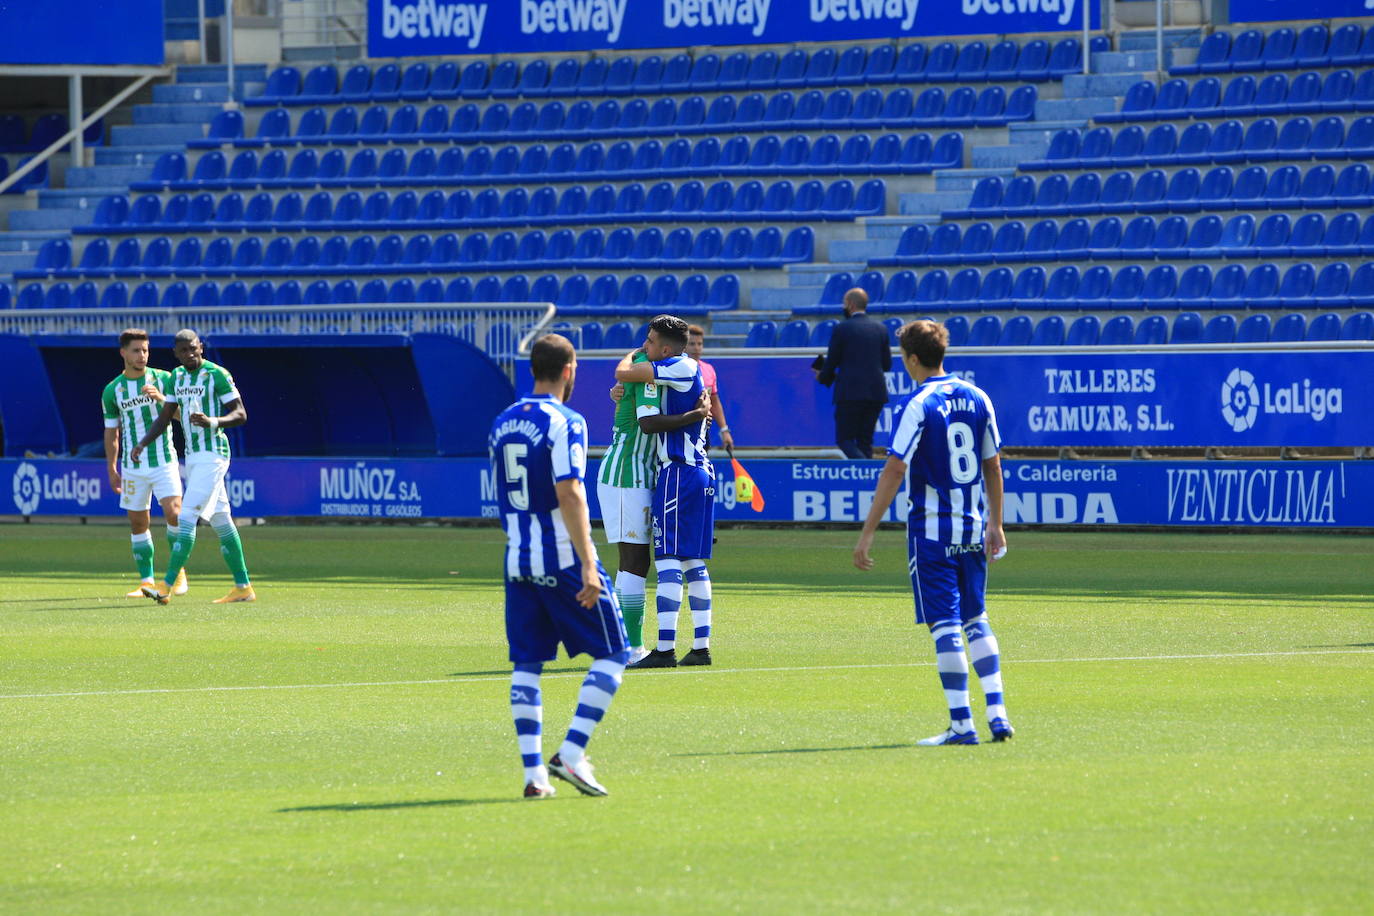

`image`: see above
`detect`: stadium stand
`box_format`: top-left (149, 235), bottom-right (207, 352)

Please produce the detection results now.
top-left (4, 22), bottom-right (1371, 359)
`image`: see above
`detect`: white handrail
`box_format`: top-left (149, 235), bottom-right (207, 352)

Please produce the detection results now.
top-left (0, 69), bottom-right (169, 196)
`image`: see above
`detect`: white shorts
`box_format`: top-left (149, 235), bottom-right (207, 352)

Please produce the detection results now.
top-left (596, 481), bottom-right (652, 545)
top-left (119, 463), bottom-right (183, 513)
top-left (183, 455), bottom-right (231, 522)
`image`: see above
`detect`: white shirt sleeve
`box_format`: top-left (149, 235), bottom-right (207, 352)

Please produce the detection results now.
top-left (549, 409), bottom-right (585, 483)
top-left (979, 389), bottom-right (1002, 458)
top-left (889, 397), bottom-right (925, 466)
top-left (652, 355), bottom-right (699, 392)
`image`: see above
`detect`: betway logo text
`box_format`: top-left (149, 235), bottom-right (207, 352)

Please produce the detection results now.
top-left (522, 0), bottom-right (627, 44)
top-left (962, 0), bottom-right (1079, 27)
top-left (810, 0), bottom-right (919, 30)
top-left (380, 0), bottom-right (487, 49)
top-left (664, 0), bottom-right (771, 36)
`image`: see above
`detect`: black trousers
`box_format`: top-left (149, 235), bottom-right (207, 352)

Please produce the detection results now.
top-left (834, 400), bottom-right (885, 460)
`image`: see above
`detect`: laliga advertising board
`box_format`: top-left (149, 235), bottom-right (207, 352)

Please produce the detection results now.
top-left (368, 0), bottom-right (1099, 56)
top-left (554, 350), bottom-right (1374, 451)
top-left (4, 458), bottom-right (1374, 529)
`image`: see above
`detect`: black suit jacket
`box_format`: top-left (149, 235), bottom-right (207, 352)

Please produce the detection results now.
top-left (817, 312), bottom-right (893, 404)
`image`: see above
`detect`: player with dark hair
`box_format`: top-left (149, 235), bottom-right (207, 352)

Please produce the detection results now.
top-left (490, 334), bottom-right (629, 798)
top-left (615, 315), bottom-right (717, 668)
top-left (102, 328), bottom-right (188, 599)
top-left (853, 320), bottom-right (1013, 746)
top-left (132, 329), bottom-right (254, 605)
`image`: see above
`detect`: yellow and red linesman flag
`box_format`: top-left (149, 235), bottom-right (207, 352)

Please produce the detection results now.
top-left (730, 457), bottom-right (765, 513)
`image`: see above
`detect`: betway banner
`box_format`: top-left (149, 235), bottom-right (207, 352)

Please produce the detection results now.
top-left (554, 349), bottom-right (1374, 450)
top-left (4, 458), bottom-right (1372, 528)
top-left (367, 0), bottom-right (1099, 56)
top-left (1230, 0), bottom-right (1371, 23)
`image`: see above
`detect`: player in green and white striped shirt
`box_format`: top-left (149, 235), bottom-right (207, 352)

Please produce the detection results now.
top-left (132, 329), bottom-right (255, 605)
top-left (597, 351), bottom-right (662, 663)
top-left (102, 328), bottom-right (188, 599)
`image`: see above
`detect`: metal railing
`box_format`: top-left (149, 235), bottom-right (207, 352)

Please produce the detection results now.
top-left (0, 68), bottom-right (169, 194)
top-left (280, 0), bottom-right (366, 52)
top-left (0, 302), bottom-right (555, 378)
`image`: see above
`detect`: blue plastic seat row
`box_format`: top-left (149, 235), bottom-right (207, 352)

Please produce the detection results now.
top-left (75, 178), bottom-right (884, 237)
top-left (10, 273), bottom-right (740, 315)
top-left (1098, 70), bottom-right (1374, 124)
top-left (202, 86), bottom-right (1029, 150)
top-left (1173, 25), bottom-right (1374, 76)
top-left (142, 133), bottom-right (962, 194)
top-left (244, 39), bottom-right (1095, 108)
top-left (28, 225), bottom-right (813, 282)
top-left (946, 163), bottom-right (1374, 220)
top-left (872, 211), bottom-right (1374, 269)
top-left (767, 310), bottom-right (1374, 347)
top-left (0, 113), bottom-right (104, 152)
top-left (1025, 116), bottom-right (1374, 170)
top-left (798, 261), bottom-right (1374, 315)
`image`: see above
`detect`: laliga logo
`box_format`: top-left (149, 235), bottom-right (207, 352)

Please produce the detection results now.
top-left (1221, 368), bottom-right (1259, 432)
top-left (1222, 367), bottom-right (1344, 433)
top-left (13, 462), bottom-right (41, 515)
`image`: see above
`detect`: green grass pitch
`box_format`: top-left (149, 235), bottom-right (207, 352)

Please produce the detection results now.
top-left (1, 523), bottom-right (1371, 913)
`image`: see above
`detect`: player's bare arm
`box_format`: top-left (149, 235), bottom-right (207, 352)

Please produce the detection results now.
top-left (853, 455), bottom-right (907, 571)
top-left (614, 348), bottom-right (654, 384)
top-left (710, 390), bottom-right (734, 454)
top-left (609, 382), bottom-right (625, 403)
top-left (104, 426), bottom-right (122, 493)
top-left (190, 397), bottom-right (247, 430)
top-left (637, 390), bottom-right (711, 434)
top-left (555, 477), bottom-right (603, 609)
top-left (131, 400), bottom-right (180, 464)
top-left (983, 453), bottom-right (1007, 560)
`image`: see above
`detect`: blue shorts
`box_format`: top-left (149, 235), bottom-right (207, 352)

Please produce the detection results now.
top-left (653, 463), bottom-right (715, 560)
top-left (505, 561), bottom-right (627, 664)
top-left (908, 535), bottom-right (987, 628)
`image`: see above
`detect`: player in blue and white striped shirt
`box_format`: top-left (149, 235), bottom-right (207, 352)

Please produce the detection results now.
top-left (854, 320), bottom-right (1013, 746)
top-left (489, 335), bottom-right (629, 798)
top-left (614, 315), bottom-right (717, 669)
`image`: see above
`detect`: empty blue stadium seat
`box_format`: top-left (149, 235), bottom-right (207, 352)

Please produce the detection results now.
top-left (777, 319), bottom-right (809, 347)
top-left (1065, 315), bottom-right (1100, 345)
top-left (1236, 313), bottom-right (1271, 343)
top-left (1099, 315), bottom-right (1135, 345)
top-left (1201, 314), bottom-right (1236, 343)
top-left (966, 315), bottom-right (1001, 347)
top-left (1270, 312), bottom-right (1306, 342)
top-left (1341, 311), bottom-right (1373, 340)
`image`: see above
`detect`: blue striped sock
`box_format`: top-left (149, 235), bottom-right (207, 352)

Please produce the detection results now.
top-left (683, 560), bottom-right (712, 649)
top-left (931, 623), bottom-right (973, 732)
top-left (559, 650), bottom-right (629, 765)
top-left (654, 559), bottom-right (684, 652)
top-left (964, 615), bottom-right (1007, 723)
top-left (510, 663), bottom-right (545, 784)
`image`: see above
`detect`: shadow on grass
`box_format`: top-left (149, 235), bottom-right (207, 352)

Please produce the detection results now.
top-left (1303, 642), bottom-right (1374, 649)
top-left (672, 743), bottom-right (911, 758)
top-left (280, 797), bottom-right (525, 813)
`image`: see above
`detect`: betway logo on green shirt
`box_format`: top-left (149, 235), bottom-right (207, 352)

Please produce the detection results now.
top-left (171, 361), bottom-right (239, 459)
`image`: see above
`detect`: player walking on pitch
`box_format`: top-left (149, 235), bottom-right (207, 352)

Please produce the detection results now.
top-left (102, 329), bottom-right (189, 599)
top-left (853, 320), bottom-right (1013, 746)
top-left (490, 334), bottom-right (629, 798)
top-left (132, 330), bottom-right (255, 605)
top-left (615, 315), bottom-right (717, 669)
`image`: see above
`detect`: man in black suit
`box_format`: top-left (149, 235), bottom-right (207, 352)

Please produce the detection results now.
top-left (814, 288), bottom-right (893, 459)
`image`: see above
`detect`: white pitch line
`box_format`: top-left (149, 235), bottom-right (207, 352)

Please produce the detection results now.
top-left (0, 647), bottom-right (1370, 701)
